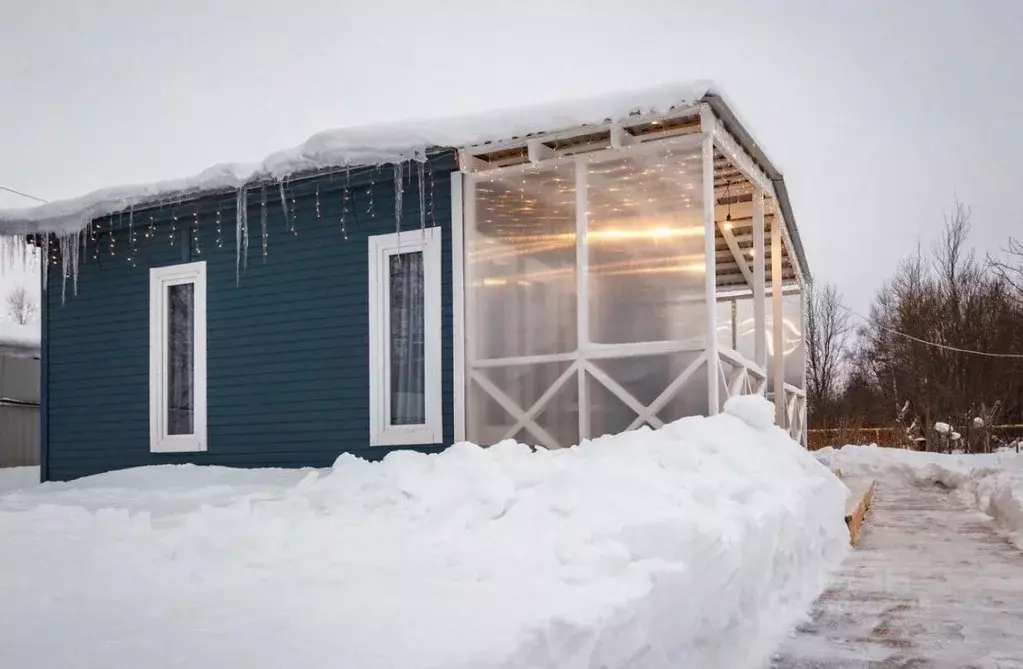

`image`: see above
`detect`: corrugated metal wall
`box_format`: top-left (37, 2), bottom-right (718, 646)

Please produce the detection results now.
top-left (0, 355), bottom-right (40, 467)
top-left (45, 155), bottom-right (457, 481)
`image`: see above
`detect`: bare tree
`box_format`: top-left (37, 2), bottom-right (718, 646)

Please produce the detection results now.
top-left (847, 201), bottom-right (1023, 450)
top-left (5, 285), bottom-right (38, 325)
top-left (805, 282), bottom-right (851, 427)
top-left (990, 237), bottom-right (1023, 306)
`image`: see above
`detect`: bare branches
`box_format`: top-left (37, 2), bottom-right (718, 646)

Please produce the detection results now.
top-left (4, 285), bottom-right (38, 325)
top-left (989, 237), bottom-right (1023, 306)
top-left (805, 282), bottom-right (851, 426)
top-left (844, 200), bottom-right (1023, 451)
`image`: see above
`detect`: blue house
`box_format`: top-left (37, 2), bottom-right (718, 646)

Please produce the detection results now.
top-left (0, 83), bottom-right (810, 481)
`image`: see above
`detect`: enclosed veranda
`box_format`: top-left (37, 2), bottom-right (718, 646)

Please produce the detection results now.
top-left (454, 99), bottom-right (808, 449)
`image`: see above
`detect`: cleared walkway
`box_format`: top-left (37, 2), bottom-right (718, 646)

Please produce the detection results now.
top-left (772, 480), bottom-right (1023, 668)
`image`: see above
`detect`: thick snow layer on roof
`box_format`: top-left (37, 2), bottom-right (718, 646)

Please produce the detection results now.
top-left (0, 81), bottom-right (713, 236)
top-left (0, 396), bottom-right (848, 669)
top-left (0, 321), bottom-right (40, 357)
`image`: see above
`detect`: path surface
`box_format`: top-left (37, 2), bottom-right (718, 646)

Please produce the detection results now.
top-left (772, 480), bottom-right (1023, 668)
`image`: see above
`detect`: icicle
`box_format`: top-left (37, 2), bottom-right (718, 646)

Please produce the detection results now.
top-left (260, 186), bottom-right (268, 261)
top-left (243, 197), bottom-right (249, 267)
top-left (72, 230), bottom-right (81, 296)
top-left (41, 234), bottom-right (49, 293)
top-left (108, 218), bottom-right (115, 256)
top-left (394, 161), bottom-right (404, 234)
top-left (60, 234), bottom-right (69, 305)
top-left (315, 182), bottom-right (321, 218)
top-left (417, 160), bottom-right (426, 232)
top-left (215, 209), bottom-right (223, 248)
top-left (235, 187), bottom-right (248, 285)
top-left (278, 180), bottom-right (290, 230)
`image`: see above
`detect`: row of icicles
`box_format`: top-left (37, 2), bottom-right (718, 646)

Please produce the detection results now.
top-left (1, 160), bottom-right (436, 304)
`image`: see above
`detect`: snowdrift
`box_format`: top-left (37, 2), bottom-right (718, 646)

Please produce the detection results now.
top-left (817, 445), bottom-right (1023, 550)
top-left (0, 396), bottom-right (848, 669)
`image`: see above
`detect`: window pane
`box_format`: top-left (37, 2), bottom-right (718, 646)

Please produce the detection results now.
top-left (389, 252), bottom-right (425, 425)
top-left (167, 283), bottom-right (194, 435)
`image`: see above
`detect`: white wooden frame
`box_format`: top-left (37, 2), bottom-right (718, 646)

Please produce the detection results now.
top-left (451, 172), bottom-right (466, 443)
top-left (368, 228), bottom-right (443, 446)
top-left (149, 261), bottom-right (207, 453)
top-left (462, 137), bottom-right (713, 449)
top-left (458, 107), bottom-right (807, 447)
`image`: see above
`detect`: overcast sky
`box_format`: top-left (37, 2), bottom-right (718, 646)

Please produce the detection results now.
top-left (2, 0), bottom-right (1021, 315)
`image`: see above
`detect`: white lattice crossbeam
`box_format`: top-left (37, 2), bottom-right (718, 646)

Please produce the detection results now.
top-left (470, 371), bottom-right (562, 449)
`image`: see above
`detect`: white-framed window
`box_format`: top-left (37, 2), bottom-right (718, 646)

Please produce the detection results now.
top-left (149, 261), bottom-right (207, 453)
top-left (368, 228), bottom-right (443, 446)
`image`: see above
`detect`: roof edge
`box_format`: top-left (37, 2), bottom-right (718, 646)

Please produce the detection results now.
top-left (703, 93), bottom-right (810, 282)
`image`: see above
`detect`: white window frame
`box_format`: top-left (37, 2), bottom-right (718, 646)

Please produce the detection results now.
top-left (368, 228), bottom-right (443, 446)
top-left (149, 261), bottom-right (208, 453)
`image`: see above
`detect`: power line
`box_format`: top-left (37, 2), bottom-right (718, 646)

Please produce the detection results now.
top-left (0, 185), bottom-right (48, 204)
top-left (840, 303), bottom-right (1023, 360)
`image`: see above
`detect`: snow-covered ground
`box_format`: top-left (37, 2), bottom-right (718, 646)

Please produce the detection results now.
top-left (0, 397), bottom-right (848, 669)
top-left (816, 445), bottom-right (1023, 550)
top-left (0, 465), bottom-right (39, 493)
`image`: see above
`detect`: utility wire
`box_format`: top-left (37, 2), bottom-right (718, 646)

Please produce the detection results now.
top-left (0, 185), bottom-right (48, 203)
top-left (840, 303), bottom-right (1023, 359)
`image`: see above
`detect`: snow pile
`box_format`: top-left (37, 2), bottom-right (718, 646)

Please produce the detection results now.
top-left (0, 466), bottom-right (39, 494)
top-left (0, 396), bottom-right (847, 669)
top-left (0, 82), bottom-right (714, 236)
top-left (816, 445), bottom-right (1023, 549)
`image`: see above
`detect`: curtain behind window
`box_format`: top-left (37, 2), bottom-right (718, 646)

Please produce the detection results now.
top-left (389, 251), bottom-right (425, 425)
top-left (167, 283), bottom-right (194, 435)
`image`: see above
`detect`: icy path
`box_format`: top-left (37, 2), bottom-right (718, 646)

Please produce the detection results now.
top-left (772, 480), bottom-right (1023, 668)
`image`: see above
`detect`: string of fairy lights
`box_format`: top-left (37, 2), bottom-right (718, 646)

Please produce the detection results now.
top-left (38, 160), bottom-right (442, 279)
top-left (30, 143), bottom-right (753, 304)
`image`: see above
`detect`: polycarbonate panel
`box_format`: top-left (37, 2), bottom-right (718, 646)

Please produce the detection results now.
top-left (470, 163), bottom-right (577, 360)
top-left (657, 353), bottom-right (709, 423)
top-left (465, 139), bottom-right (714, 448)
top-left (733, 296), bottom-right (761, 365)
top-left (783, 292), bottom-right (805, 389)
top-left (534, 377), bottom-right (579, 449)
top-left (468, 382), bottom-right (516, 446)
top-left (588, 354), bottom-right (681, 408)
top-left (716, 300), bottom-right (734, 351)
top-left (586, 144), bottom-right (706, 345)
top-left (765, 291), bottom-right (805, 389)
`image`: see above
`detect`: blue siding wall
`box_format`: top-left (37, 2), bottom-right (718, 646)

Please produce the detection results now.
top-left (44, 155), bottom-right (457, 481)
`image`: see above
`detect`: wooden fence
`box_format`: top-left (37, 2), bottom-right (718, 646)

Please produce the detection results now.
top-left (807, 425), bottom-right (1023, 452)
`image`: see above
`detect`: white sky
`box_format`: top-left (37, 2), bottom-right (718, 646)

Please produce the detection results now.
top-left (2, 0), bottom-right (1021, 314)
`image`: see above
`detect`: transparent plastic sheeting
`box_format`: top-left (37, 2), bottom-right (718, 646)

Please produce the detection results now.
top-left (716, 292), bottom-right (804, 390)
top-left (466, 142), bottom-right (708, 448)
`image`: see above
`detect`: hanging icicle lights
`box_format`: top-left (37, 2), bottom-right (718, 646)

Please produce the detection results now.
top-left (192, 208), bottom-right (202, 255)
top-left (11, 156), bottom-right (442, 298)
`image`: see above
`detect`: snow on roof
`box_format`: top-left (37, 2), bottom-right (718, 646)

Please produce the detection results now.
top-left (0, 322), bottom-right (41, 358)
top-left (0, 81), bottom-right (715, 236)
